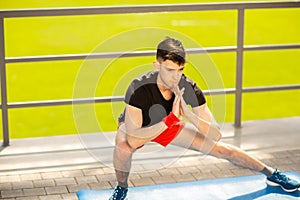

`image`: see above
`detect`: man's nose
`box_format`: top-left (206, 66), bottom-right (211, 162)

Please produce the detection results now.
top-left (173, 71), bottom-right (180, 80)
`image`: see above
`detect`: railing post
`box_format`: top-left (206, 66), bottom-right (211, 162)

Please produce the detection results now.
top-left (0, 17), bottom-right (9, 146)
top-left (234, 8), bottom-right (245, 128)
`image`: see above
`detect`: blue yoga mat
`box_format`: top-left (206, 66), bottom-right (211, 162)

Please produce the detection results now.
top-left (76, 171), bottom-right (300, 200)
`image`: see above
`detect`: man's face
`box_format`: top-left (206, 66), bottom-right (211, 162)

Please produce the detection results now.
top-left (157, 60), bottom-right (184, 90)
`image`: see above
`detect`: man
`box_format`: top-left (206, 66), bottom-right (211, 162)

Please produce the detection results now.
top-left (109, 37), bottom-right (299, 200)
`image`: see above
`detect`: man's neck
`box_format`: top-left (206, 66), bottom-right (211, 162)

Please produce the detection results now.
top-left (157, 83), bottom-right (173, 101)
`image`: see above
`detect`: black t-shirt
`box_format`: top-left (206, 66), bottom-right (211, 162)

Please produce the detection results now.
top-left (119, 71), bottom-right (206, 127)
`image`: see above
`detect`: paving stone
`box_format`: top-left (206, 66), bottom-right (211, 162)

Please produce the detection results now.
top-left (102, 167), bottom-right (115, 174)
top-left (230, 168), bottom-right (254, 176)
top-left (89, 181), bottom-right (112, 190)
top-left (151, 175), bottom-right (175, 184)
top-left (82, 168), bottom-right (104, 176)
top-left (158, 168), bottom-right (180, 176)
top-left (128, 173), bottom-right (140, 180)
top-left (20, 174), bottom-right (42, 181)
top-left (213, 162), bottom-right (238, 170)
top-left (55, 178), bottom-right (76, 186)
top-left (16, 196), bottom-right (39, 200)
top-left (33, 179), bottom-right (55, 188)
top-left (39, 195), bottom-right (62, 200)
top-left (138, 171), bottom-right (160, 178)
top-left (12, 181), bottom-right (33, 190)
top-left (172, 173), bottom-right (196, 182)
top-left (177, 166), bottom-right (201, 175)
top-left (23, 188), bottom-right (45, 196)
top-left (96, 173), bottom-right (116, 182)
top-left (45, 186), bottom-right (68, 195)
top-left (1, 189), bottom-right (23, 198)
top-left (0, 182), bottom-right (12, 190)
top-left (61, 193), bottom-right (78, 200)
top-left (198, 163), bottom-right (226, 173)
top-left (1, 198), bottom-right (16, 200)
top-left (67, 184), bottom-right (89, 193)
top-left (41, 172), bottom-right (63, 179)
top-left (76, 176), bottom-right (98, 184)
top-left (62, 170), bottom-right (83, 178)
top-left (211, 169), bottom-right (235, 178)
top-left (130, 177), bottom-right (155, 187)
top-left (141, 163), bottom-right (164, 171)
top-left (0, 175), bottom-right (21, 183)
top-left (191, 172), bottom-right (215, 180)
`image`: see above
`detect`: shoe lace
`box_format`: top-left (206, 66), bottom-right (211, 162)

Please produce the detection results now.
top-left (276, 171), bottom-right (291, 182)
top-left (109, 188), bottom-right (119, 200)
top-left (110, 186), bottom-right (126, 200)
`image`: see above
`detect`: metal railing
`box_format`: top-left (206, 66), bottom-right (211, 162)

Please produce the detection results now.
top-left (1, 1), bottom-right (300, 146)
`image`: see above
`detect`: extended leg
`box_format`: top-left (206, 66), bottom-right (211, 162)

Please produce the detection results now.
top-left (171, 123), bottom-right (274, 176)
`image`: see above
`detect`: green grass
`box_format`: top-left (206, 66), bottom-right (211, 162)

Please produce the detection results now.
top-left (0, 1), bottom-right (299, 139)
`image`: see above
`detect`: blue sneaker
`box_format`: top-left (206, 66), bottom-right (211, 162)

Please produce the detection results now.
top-left (266, 169), bottom-right (300, 192)
top-left (109, 186), bottom-right (128, 200)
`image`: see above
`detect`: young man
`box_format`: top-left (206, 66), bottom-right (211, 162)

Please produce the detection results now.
top-left (109, 37), bottom-right (299, 200)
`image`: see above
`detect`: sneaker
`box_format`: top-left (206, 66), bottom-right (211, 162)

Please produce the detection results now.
top-left (266, 169), bottom-right (300, 192)
top-left (109, 185), bottom-right (128, 200)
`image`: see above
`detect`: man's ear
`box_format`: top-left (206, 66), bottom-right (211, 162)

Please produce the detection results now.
top-left (153, 61), bottom-right (160, 70)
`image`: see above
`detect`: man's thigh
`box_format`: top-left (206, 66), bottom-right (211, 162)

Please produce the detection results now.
top-left (170, 122), bottom-right (217, 154)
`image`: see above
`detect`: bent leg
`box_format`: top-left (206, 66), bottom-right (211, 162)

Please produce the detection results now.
top-left (171, 123), bottom-right (274, 176)
top-left (113, 125), bottom-right (136, 188)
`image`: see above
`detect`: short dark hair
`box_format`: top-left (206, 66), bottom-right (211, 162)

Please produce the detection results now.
top-left (156, 37), bottom-right (186, 66)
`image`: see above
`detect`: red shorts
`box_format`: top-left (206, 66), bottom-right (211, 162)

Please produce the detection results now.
top-left (151, 123), bottom-right (183, 147)
top-left (118, 122), bottom-right (183, 148)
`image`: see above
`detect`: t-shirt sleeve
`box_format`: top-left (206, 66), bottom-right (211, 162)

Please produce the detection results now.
top-left (192, 84), bottom-right (206, 106)
top-left (180, 76), bottom-right (206, 108)
top-left (124, 81), bottom-right (148, 109)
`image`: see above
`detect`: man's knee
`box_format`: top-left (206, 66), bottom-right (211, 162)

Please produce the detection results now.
top-left (115, 129), bottom-right (136, 153)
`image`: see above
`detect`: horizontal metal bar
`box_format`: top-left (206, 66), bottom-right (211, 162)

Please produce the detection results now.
top-left (4, 85), bottom-right (300, 109)
top-left (5, 51), bottom-right (154, 63)
top-left (5, 46), bottom-right (237, 63)
top-left (0, 2), bottom-right (299, 18)
top-left (245, 44), bottom-right (300, 51)
top-left (242, 84), bottom-right (300, 93)
top-left (204, 88), bottom-right (236, 95)
top-left (6, 44), bottom-right (300, 64)
top-left (7, 96), bottom-right (124, 109)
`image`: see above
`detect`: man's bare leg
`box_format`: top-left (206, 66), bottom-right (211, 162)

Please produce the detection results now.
top-left (113, 127), bottom-right (136, 188)
top-left (171, 123), bottom-right (274, 176)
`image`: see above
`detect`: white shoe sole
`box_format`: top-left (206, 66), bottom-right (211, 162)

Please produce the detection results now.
top-left (266, 179), bottom-right (299, 193)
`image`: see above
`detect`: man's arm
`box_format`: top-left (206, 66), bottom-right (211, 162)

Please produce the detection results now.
top-left (122, 89), bottom-right (182, 149)
top-left (121, 104), bottom-right (168, 149)
top-left (191, 104), bottom-right (221, 141)
top-left (180, 96), bottom-right (222, 141)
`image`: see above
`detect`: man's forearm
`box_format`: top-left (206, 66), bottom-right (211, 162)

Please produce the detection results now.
top-left (120, 121), bottom-right (168, 143)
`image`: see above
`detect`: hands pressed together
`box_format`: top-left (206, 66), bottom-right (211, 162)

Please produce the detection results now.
top-left (171, 85), bottom-right (190, 118)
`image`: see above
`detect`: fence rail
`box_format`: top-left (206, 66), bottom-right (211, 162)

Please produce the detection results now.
top-left (1, 1), bottom-right (300, 146)
top-left (0, 2), bottom-right (298, 18)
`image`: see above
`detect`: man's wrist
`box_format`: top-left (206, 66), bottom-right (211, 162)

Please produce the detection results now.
top-left (163, 112), bottom-right (180, 127)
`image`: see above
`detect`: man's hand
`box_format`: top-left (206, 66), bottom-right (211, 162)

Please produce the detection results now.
top-left (172, 85), bottom-right (192, 118)
top-left (172, 86), bottom-right (188, 118)
top-left (172, 88), bottom-right (182, 118)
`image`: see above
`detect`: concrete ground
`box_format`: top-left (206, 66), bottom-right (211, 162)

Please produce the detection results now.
top-left (0, 117), bottom-right (299, 200)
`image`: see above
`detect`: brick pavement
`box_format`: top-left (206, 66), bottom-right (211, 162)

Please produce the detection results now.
top-left (1, 117), bottom-right (300, 199)
top-left (1, 149), bottom-right (299, 200)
